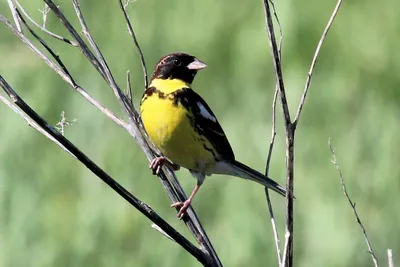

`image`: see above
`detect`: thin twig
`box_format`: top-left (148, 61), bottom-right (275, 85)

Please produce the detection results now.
top-left (264, 0), bottom-right (283, 174)
top-left (123, 0), bottom-right (137, 8)
top-left (293, 0), bottom-right (343, 128)
top-left (13, 0), bottom-right (78, 46)
top-left (69, 0), bottom-right (141, 130)
top-left (264, 187), bottom-right (281, 266)
top-left (71, 0), bottom-right (119, 93)
top-left (43, 1), bottom-right (109, 81)
top-left (387, 249), bottom-right (394, 267)
top-left (126, 70), bottom-right (133, 103)
top-left (264, 87), bottom-right (281, 266)
top-left (0, 13), bottom-right (126, 131)
top-left (38, 3), bottom-right (51, 28)
top-left (268, 0), bottom-right (283, 60)
top-left (329, 139), bottom-right (379, 267)
top-left (262, 1), bottom-right (294, 265)
top-left (265, 88), bottom-right (279, 174)
top-left (281, 230), bottom-right (290, 267)
top-left (263, 2), bottom-right (282, 259)
top-left (262, 0), bottom-right (291, 127)
top-left (0, 76), bottom-right (209, 266)
top-left (118, 0), bottom-right (148, 89)
top-left (263, 0), bottom-right (343, 265)
top-left (7, 0), bottom-right (22, 32)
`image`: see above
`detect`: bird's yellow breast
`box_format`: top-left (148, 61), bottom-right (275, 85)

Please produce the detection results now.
top-left (140, 80), bottom-right (215, 171)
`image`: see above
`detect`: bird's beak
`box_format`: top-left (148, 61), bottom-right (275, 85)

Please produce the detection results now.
top-left (187, 59), bottom-right (207, 70)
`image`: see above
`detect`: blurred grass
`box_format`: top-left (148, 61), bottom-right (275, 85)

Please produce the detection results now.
top-left (1, 0), bottom-right (399, 266)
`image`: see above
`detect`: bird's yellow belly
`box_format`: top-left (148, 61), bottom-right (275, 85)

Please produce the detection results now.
top-left (141, 98), bottom-right (215, 171)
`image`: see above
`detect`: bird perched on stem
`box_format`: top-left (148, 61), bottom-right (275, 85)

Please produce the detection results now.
top-left (140, 53), bottom-right (286, 219)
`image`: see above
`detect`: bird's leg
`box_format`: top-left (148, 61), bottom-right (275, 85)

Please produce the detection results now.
top-left (171, 183), bottom-right (201, 219)
top-left (149, 156), bottom-right (180, 175)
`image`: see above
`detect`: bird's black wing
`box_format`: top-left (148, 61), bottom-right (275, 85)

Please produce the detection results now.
top-left (173, 88), bottom-right (235, 161)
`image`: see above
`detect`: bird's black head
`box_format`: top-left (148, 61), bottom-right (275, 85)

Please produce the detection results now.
top-left (152, 53), bottom-right (207, 84)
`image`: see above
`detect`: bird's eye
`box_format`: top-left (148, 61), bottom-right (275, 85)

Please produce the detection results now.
top-left (172, 59), bottom-right (182, 66)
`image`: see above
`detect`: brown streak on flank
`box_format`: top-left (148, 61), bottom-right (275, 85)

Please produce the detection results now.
top-left (202, 143), bottom-right (217, 160)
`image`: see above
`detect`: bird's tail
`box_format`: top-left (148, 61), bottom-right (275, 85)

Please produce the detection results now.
top-left (213, 160), bottom-right (286, 197)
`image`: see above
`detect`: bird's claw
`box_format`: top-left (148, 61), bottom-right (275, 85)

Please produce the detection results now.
top-left (149, 157), bottom-right (180, 175)
top-left (149, 157), bottom-right (163, 175)
top-left (171, 200), bottom-right (191, 219)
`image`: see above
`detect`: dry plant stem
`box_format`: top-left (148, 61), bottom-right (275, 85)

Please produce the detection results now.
top-left (265, 88), bottom-right (279, 172)
top-left (265, 187), bottom-right (282, 266)
top-left (42, 1), bottom-right (109, 82)
top-left (387, 249), bottom-right (394, 267)
top-left (7, 0), bottom-right (22, 32)
top-left (280, 136), bottom-right (294, 267)
top-left (118, 0), bottom-right (148, 89)
top-left (263, 0), bottom-right (284, 265)
top-left (329, 139), bottom-right (379, 267)
top-left (14, 0), bottom-right (78, 46)
top-left (264, 87), bottom-right (282, 267)
top-left (293, 0), bottom-right (343, 127)
top-left (263, 1), bottom-right (283, 264)
top-left (264, 0), bottom-right (283, 176)
top-left (0, 13), bottom-right (126, 131)
top-left (263, 0), bottom-right (343, 265)
top-left (262, 0), bottom-right (291, 125)
top-left (0, 76), bottom-right (208, 265)
top-left (71, 0), bottom-right (120, 96)
top-left (126, 70), bottom-right (133, 102)
top-left (281, 231), bottom-right (290, 267)
top-left (8, 1), bottom-right (220, 265)
top-left (262, 1), bottom-right (294, 266)
top-left (39, 3), bottom-right (50, 27)
top-left (268, 0), bottom-right (283, 59)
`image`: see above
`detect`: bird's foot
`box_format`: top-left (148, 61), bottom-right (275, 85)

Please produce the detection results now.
top-left (171, 200), bottom-right (192, 219)
top-left (149, 157), bottom-right (180, 175)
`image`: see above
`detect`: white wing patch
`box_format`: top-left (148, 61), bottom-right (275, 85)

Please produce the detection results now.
top-left (197, 102), bottom-right (217, 122)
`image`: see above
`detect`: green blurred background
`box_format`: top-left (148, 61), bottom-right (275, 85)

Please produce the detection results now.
top-left (1, 0), bottom-right (399, 266)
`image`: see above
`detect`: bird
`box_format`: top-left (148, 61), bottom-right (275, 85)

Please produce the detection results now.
top-left (140, 53), bottom-right (286, 219)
